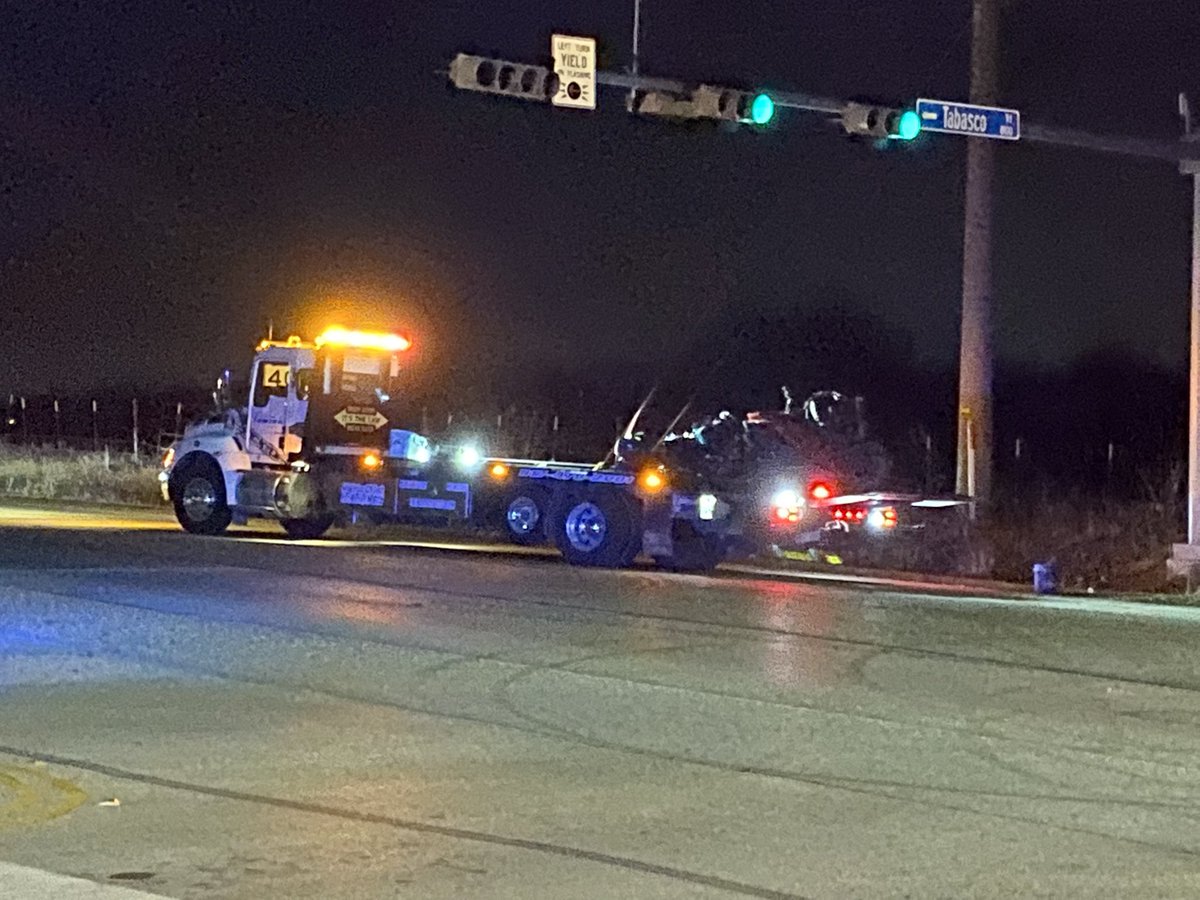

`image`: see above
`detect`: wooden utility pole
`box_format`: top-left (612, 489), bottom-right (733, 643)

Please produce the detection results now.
top-left (956, 0), bottom-right (1001, 505)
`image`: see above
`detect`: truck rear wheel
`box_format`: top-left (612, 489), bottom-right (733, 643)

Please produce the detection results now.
top-left (554, 491), bottom-right (641, 568)
top-left (504, 490), bottom-right (548, 545)
top-left (170, 457), bottom-right (232, 536)
top-left (281, 516), bottom-right (335, 540)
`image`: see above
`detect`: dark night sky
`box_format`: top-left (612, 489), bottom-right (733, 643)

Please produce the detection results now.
top-left (2, 0), bottom-right (1198, 396)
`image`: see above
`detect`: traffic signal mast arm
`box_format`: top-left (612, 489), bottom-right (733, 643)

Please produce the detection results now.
top-left (595, 68), bottom-right (841, 114)
top-left (449, 51), bottom-right (1200, 164)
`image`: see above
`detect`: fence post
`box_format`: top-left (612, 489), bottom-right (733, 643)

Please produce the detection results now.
top-left (53, 398), bottom-right (62, 448)
top-left (131, 398), bottom-right (140, 462)
top-left (20, 396), bottom-right (27, 444)
top-left (924, 431), bottom-right (934, 493)
top-left (174, 401), bottom-right (183, 438)
top-left (92, 399), bottom-right (99, 451)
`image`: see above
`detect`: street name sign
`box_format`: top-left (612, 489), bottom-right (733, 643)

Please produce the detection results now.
top-left (916, 98), bottom-right (1020, 141)
top-left (551, 34), bottom-right (596, 110)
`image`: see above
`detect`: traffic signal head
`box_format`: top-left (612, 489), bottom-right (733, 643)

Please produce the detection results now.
top-left (703, 87), bottom-right (775, 125)
top-left (634, 85), bottom-right (776, 127)
top-left (448, 53), bottom-right (559, 102)
top-left (895, 109), bottom-right (921, 140)
top-left (840, 102), bottom-right (921, 140)
top-left (748, 93), bottom-right (776, 125)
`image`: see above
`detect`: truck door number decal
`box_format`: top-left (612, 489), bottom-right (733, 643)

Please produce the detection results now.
top-left (262, 363), bottom-right (290, 389)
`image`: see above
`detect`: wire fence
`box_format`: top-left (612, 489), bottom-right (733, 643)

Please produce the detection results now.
top-left (2, 393), bottom-right (599, 464)
top-left (4, 392), bottom-right (1174, 496)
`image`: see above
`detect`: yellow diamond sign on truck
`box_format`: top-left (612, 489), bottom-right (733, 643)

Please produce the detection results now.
top-left (333, 407), bottom-right (388, 432)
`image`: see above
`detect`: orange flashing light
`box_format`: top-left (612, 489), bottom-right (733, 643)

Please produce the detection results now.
top-left (639, 469), bottom-right (667, 492)
top-left (315, 325), bottom-right (412, 353)
top-left (256, 334), bottom-right (307, 352)
top-left (361, 452), bottom-right (382, 470)
top-left (773, 505), bottom-right (801, 524)
top-left (489, 462), bottom-right (510, 480)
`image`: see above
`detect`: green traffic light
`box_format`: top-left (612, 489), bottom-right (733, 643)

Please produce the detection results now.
top-left (749, 93), bottom-right (775, 126)
top-left (894, 109), bottom-right (921, 141)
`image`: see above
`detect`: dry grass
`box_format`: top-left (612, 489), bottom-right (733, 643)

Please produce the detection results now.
top-left (0, 445), bottom-right (161, 506)
top-left (984, 497), bottom-right (1182, 593)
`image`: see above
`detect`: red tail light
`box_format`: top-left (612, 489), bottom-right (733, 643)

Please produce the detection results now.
top-left (809, 481), bottom-right (834, 501)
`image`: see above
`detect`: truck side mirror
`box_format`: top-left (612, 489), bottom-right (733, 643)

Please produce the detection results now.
top-left (296, 369), bottom-right (314, 402)
top-left (213, 369), bottom-right (234, 412)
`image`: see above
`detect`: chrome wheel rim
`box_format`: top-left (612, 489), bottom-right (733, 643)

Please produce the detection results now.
top-left (181, 477), bottom-right (218, 522)
top-left (506, 496), bottom-right (541, 535)
top-left (564, 501), bottom-right (606, 552)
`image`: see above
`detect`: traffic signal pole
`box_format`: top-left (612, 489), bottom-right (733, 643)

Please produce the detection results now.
top-left (1183, 102), bottom-right (1200, 542)
top-left (955, 0), bottom-right (1000, 508)
top-left (1169, 101), bottom-right (1200, 584)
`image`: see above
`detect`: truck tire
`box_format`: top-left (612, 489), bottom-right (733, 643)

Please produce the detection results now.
top-left (170, 456), bottom-right (232, 536)
top-left (654, 522), bottom-right (724, 573)
top-left (503, 489), bottom-right (548, 546)
top-left (553, 491), bottom-right (641, 568)
top-left (281, 516), bottom-right (335, 540)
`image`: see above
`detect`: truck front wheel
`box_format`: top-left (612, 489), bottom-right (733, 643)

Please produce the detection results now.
top-left (170, 458), bottom-right (232, 536)
top-left (554, 492), bottom-right (641, 568)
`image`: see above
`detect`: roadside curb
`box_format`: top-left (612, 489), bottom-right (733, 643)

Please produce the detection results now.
top-left (0, 862), bottom-right (163, 899)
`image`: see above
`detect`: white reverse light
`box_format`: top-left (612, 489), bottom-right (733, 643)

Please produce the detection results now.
top-left (770, 488), bottom-right (802, 510)
top-left (455, 444), bottom-right (483, 469)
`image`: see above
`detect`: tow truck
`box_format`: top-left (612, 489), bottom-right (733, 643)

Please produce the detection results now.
top-left (161, 327), bottom-right (744, 569)
top-left (162, 327), bottom-right (967, 571)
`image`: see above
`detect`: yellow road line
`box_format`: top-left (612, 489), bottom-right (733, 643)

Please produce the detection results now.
top-left (0, 764), bottom-right (87, 829)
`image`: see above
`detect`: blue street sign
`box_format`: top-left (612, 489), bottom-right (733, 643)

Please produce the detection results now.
top-left (916, 98), bottom-right (1020, 141)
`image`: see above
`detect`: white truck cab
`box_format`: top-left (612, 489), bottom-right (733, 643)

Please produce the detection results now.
top-left (244, 337), bottom-right (314, 465)
top-left (163, 327), bottom-right (424, 538)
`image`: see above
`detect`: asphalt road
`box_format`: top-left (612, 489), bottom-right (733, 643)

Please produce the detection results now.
top-left (4, 503), bottom-right (1200, 898)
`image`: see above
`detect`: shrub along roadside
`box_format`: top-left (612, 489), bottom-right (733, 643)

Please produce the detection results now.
top-left (982, 494), bottom-right (1182, 594)
top-left (0, 446), bottom-right (161, 507)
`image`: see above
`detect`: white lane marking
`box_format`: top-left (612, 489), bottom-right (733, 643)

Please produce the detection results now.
top-left (728, 565), bottom-right (1200, 623)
